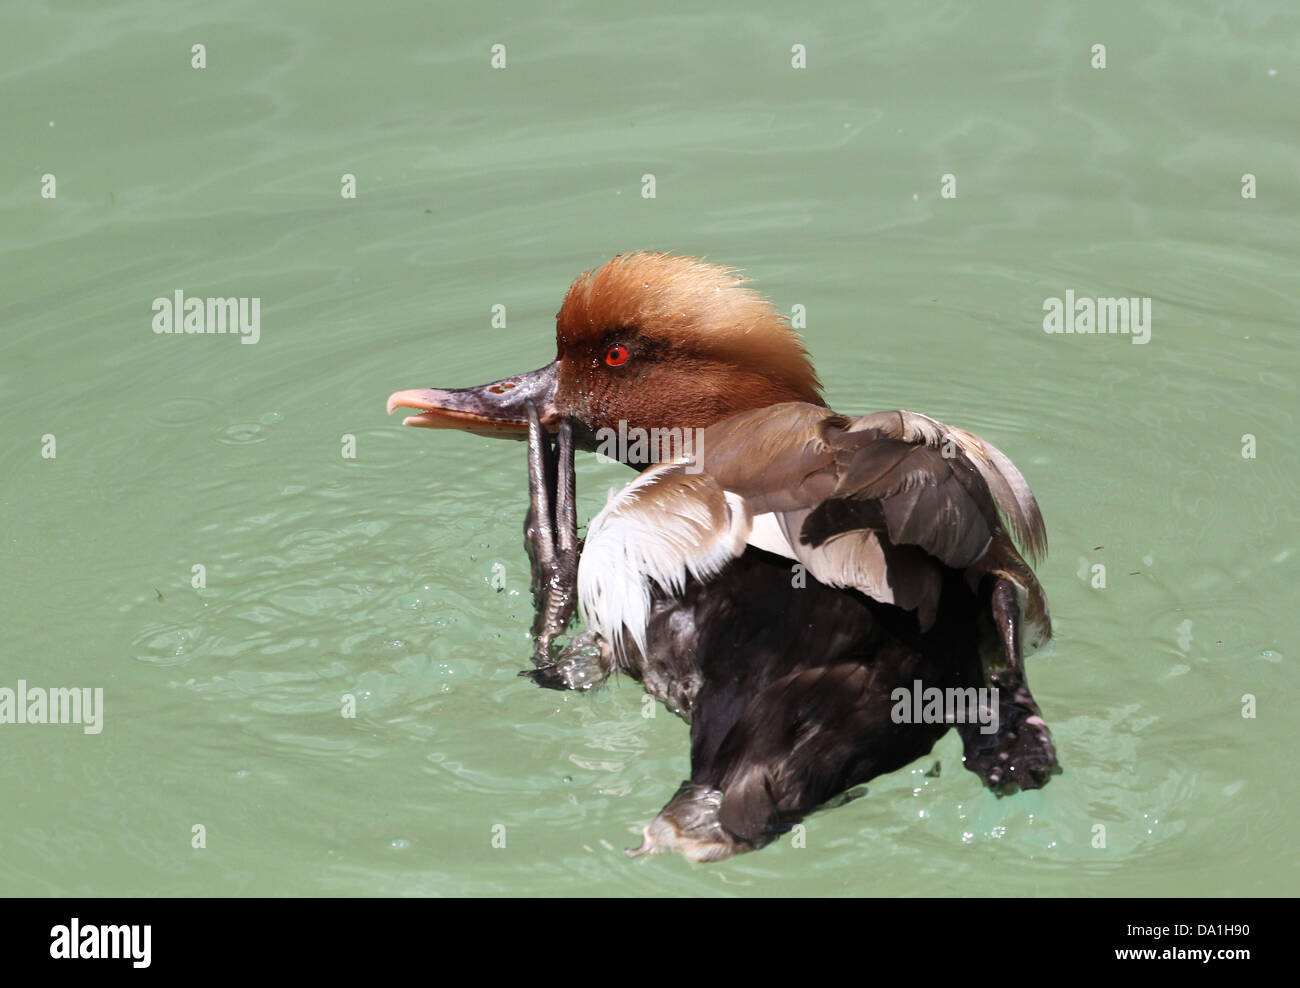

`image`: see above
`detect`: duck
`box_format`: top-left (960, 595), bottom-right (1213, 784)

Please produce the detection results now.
top-left (387, 252), bottom-right (1059, 861)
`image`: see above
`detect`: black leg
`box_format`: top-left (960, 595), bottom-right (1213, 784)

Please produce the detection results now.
top-left (990, 577), bottom-right (1023, 672)
top-left (956, 576), bottom-right (1060, 793)
top-left (523, 401), bottom-right (582, 669)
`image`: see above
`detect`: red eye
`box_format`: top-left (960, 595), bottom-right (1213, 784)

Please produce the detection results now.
top-left (604, 343), bottom-right (629, 367)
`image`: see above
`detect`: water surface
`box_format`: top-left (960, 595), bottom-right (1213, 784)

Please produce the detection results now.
top-left (1, 0), bottom-right (1296, 896)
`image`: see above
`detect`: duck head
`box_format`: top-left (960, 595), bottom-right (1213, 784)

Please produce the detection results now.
top-left (387, 253), bottom-right (824, 458)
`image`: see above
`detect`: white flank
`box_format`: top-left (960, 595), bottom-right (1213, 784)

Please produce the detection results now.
top-left (578, 462), bottom-right (751, 658)
top-left (746, 511), bottom-right (797, 558)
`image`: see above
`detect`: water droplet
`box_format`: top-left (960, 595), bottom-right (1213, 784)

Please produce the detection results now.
top-left (389, 838), bottom-right (411, 851)
top-left (259, 412), bottom-right (283, 425)
top-left (562, 776), bottom-right (572, 784)
top-left (1259, 649), bottom-right (1281, 663)
top-left (217, 423), bottom-right (267, 445)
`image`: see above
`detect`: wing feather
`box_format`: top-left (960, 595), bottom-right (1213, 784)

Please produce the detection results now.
top-left (582, 402), bottom-right (1048, 649)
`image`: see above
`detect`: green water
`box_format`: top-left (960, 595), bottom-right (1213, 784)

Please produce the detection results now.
top-left (2, 0), bottom-right (1295, 896)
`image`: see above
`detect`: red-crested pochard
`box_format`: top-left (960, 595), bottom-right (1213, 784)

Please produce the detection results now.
top-left (388, 252), bottom-right (1058, 861)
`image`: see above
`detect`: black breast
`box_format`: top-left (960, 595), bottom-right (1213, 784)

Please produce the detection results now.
top-left (623, 546), bottom-right (988, 843)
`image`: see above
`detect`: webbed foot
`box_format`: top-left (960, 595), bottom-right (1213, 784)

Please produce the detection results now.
top-left (961, 668), bottom-right (1060, 794)
top-left (519, 630), bottom-right (611, 691)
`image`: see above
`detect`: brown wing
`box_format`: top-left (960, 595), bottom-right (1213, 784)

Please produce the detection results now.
top-left (699, 403), bottom-right (1050, 640)
top-left (843, 410), bottom-right (1047, 562)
